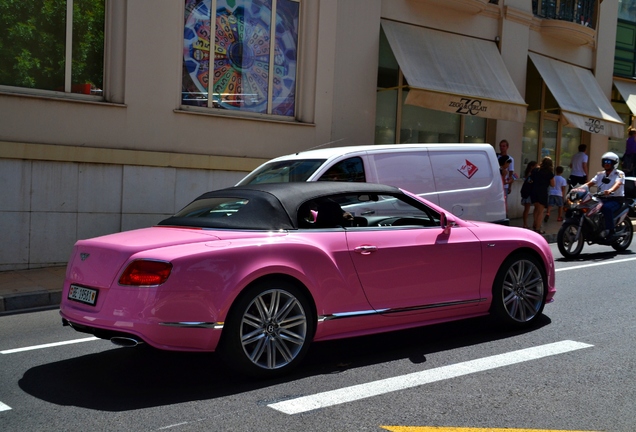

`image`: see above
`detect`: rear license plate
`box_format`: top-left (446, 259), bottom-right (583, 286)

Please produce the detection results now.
top-left (68, 285), bottom-right (98, 306)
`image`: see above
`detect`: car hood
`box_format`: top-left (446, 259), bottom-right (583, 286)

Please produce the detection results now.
top-left (463, 220), bottom-right (547, 244)
top-left (66, 227), bottom-right (285, 288)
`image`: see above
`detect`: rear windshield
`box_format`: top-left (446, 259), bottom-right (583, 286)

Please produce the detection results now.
top-left (171, 198), bottom-right (249, 219)
top-left (239, 159), bottom-right (326, 185)
top-left (158, 193), bottom-right (293, 230)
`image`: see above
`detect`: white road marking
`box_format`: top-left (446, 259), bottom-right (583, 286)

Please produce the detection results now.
top-left (555, 256), bottom-right (636, 272)
top-left (0, 337), bottom-right (99, 354)
top-left (268, 340), bottom-right (593, 415)
top-left (0, 401), bottom-right (11, 412)
top-left (158, 422), bottom-right (190, 430)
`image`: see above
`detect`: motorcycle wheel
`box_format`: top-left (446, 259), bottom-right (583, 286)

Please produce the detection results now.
top-left (611, 218), bottom-right (634, 251)
top-left (557, 222), bottom-right (584, 258)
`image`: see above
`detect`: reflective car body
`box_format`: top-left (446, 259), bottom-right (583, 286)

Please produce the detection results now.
top-left (60, 182), bottom-right (555, 376)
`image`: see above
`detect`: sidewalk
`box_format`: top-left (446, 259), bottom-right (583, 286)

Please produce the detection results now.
top-left (0, 266), bottom-right (66, 314)
top-left (509, 212), bottom-right (564, 243)
top-left (0, 217), bottom-right (564, 315)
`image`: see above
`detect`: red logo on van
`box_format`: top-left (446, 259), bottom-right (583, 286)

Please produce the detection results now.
top-left (458, 160), bottom-right (478, 179)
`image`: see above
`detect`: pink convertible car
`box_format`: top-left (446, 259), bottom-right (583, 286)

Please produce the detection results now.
top-left (60, 182), bottom-right (555, 377)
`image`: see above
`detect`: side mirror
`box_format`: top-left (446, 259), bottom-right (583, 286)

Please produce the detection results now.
top-left (440, 212), bottom-right (451, 235)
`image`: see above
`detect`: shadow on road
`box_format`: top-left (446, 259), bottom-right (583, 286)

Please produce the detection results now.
top-left (554, 248), bottom-right (636, 263)
top-left (18, 314), bottom-right (551, 411)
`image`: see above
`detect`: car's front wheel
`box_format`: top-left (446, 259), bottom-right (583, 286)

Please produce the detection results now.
top-left (221, 280), bottom-right (315, 378)
top-left (491, 253), bottom-right (547, 328)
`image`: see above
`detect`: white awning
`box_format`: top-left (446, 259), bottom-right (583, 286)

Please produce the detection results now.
top-left (613, 79), bottom-right (636, 116)
top-left (529, 53), bottom-right (625, 138)
top-left (380, 20), bottom-right (527, 123)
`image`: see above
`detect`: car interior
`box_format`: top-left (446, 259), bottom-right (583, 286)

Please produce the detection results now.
top-left (297, 194), bottom-right (441, 229)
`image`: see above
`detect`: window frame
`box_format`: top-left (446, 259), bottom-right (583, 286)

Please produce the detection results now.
top-left (297, 192), bottom-right (441, 230)
top-left (0, 0), bottom-right (106, 101)
top-left (181, 0), bottom-right (301, 119)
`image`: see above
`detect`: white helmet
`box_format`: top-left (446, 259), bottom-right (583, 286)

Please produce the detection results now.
top-left (601, 152), bottom-right (619, 167)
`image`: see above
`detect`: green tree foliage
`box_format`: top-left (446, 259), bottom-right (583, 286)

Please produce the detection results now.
top-left (0, 0), bottom-right (104, 91)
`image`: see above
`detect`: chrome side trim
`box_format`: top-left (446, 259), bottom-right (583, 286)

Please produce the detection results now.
top-left (318, 298), bottom-right (485, 321)
top-left (159, 322), bottom-right (223, 329)
top-left (317, 309), bottom-right (388, 322)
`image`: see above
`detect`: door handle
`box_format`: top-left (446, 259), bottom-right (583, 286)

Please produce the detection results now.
top-left (354, 245), bottom-right (378, 255)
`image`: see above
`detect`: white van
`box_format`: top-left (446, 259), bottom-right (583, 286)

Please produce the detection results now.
top-left (237, 144), bottom-right (507, 224)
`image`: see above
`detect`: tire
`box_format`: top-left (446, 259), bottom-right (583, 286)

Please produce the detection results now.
top-left (491, 253), bottom-right (547, 328)
top-left (611, 218), bottom-right (634, 251)
top-left (557, 222), bottom-right (585, 259)
top-left (221, 280), bottom-right (315, 378)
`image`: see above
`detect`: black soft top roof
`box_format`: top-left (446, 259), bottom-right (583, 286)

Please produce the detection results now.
top-left (158, 182), bottom-right (402, 230)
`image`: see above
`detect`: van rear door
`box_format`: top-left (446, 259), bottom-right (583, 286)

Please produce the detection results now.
top-left (366, 150), bottom-right (440, 206)
top-left (428, 148), bottom-right (506, 222)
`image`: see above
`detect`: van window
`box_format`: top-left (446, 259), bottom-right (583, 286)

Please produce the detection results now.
top-left (239, 159), bottom-right (326, 184)
top-left (429, 150), bottom-right (493, 192)
top-left (371, 152), bottom-right (435, 194)
top-left (317, 157), bottom-right (366, 182)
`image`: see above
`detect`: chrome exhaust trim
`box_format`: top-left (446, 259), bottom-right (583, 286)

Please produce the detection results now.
top-left (110, 336), bottom-right (142, 347)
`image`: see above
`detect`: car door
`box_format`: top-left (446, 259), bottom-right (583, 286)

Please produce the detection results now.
top-left (344, 199), bottom-right (482, 313)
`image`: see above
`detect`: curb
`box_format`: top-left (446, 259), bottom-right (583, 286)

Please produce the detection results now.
top-left (0, 290), bottom-right (62, 314)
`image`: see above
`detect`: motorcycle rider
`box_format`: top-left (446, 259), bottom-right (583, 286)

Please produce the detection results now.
top-left (584, 152), bottom-right (626, 238)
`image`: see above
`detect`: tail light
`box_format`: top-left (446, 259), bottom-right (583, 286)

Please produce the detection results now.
top-left (119, 260), bottom-right (172, 286)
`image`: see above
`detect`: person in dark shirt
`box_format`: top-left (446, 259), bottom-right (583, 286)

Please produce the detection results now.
top-left (520, 160), bottom-right (537, 229)
top-left (530, 157), bottom-right (555, 234)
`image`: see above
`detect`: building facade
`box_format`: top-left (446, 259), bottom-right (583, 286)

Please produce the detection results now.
top-left (612, 0), bottom-right (636, 152)
top-left (0, 0), bottom-right (621, 270)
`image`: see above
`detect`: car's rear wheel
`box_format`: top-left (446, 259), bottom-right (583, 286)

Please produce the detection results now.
top-left (491, 253), bottom-right (547, 328)
top-left (221, 280), bottom-right (315, 378)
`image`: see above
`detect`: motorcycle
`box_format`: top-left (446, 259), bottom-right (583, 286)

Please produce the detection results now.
top-left (557, 185), bottom-right (636, 258)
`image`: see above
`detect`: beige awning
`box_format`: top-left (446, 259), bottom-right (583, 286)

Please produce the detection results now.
top-left (613, 79), bottom-right (636, 117)
top-left (380, 20), bottom-right (527, 123)
top-left (529, 53), bottom-right (625, 138)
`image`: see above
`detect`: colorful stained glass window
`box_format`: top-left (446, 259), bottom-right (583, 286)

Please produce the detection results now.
top-left (182, 0), bottom-right (299, 116)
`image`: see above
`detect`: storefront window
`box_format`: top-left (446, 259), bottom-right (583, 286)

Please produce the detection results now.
top-left (182, 0), bottom-right (299, 116)
top-left (542, 119), bottom-right (558, 161)
top-left (464, 116), bottom-right (487, 143)
top-left (375, 29), bottom-right (484, 145)
top-left (521, 111), bottom-right (540, 168)
top-left (375, 89), bottom-right (398, 144)
top-left (400, 98), bottom-right (459, 143)
top-left (523, 60), bottom-right (587, 172)
top-left (375, 29), bottom-right (399, 144)
top-left (559, 126), bottom-right (581, 179)
top-left (0, 0), bottom-right (105, 95)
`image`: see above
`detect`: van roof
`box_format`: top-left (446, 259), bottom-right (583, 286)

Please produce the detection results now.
top-left (271, 143), bottom-right (496, 161)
